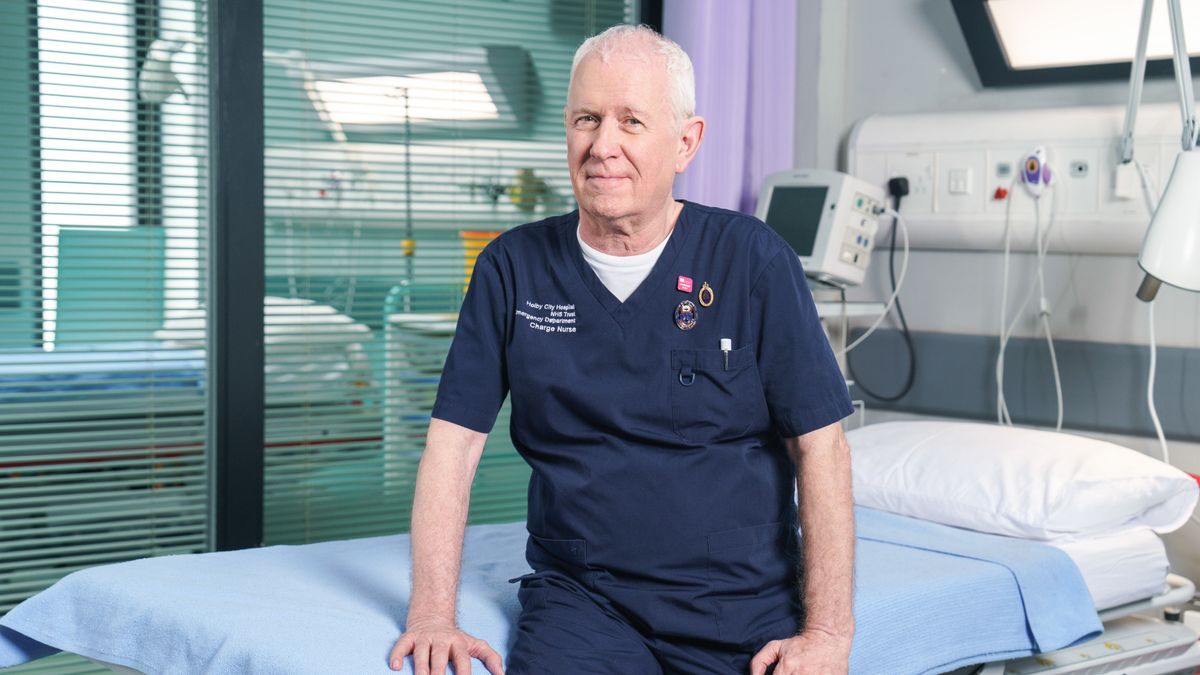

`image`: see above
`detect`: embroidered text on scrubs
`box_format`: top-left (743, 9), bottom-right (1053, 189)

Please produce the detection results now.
top-left (516, 300), bottom-right (577, 333)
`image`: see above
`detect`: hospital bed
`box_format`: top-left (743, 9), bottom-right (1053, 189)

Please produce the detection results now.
top-left (1, 506), bottom-right (1198, 675)
top-left (0, 297), bottom-right (374, 441)
top-left (4, 417), bottom-right (1200, 674)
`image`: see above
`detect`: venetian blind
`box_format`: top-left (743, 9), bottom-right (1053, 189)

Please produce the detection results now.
top-left (261, 0), bottom-right (634, 544)
top-left (0, 0), bottom-right (209, 672)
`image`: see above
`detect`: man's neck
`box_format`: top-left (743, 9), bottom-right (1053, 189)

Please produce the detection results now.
top-left (578, 199), bottom-right (682, 256)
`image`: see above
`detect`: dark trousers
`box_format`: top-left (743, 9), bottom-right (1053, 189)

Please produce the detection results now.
top-left (505, 571), bottom-right (790, 675)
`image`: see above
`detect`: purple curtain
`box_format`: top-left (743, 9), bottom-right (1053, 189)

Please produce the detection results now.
top-left (663, 0), bottom-right (797, 214)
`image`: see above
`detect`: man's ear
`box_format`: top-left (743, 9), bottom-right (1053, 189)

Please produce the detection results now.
top-left (675, 116), bottom-right (705, 174)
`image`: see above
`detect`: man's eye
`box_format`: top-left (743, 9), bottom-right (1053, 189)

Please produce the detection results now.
top-left (625, 118), bottom-right (643, 126)
top-left (575, 115), bottom-right (598, 126)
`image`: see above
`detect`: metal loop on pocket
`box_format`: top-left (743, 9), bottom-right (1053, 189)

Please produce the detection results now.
top-left (678, 367), bottom-right (696, 386)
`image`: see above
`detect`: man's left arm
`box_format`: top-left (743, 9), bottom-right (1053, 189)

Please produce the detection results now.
top-left (750, 421), bottom-right (854, 675)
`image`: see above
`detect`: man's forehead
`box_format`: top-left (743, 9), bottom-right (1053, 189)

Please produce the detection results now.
top-left (580, 43), bottom-right (662, 69)
top-left (572, 50), bottom-right (667, 85)
top-left (567, 53), bottom-right (669, 112)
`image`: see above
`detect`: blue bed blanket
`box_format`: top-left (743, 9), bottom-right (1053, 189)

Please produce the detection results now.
top-left (0, 508), bottom-right (1101, 675)
top-left (852, 507), bottom-right (1102, 673)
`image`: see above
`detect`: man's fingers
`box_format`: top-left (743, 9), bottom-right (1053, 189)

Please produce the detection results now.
top-left (452, 648), bottom-right (471, 675)
top-left (395, 630), bottom-right (504, 675)
top-left (390, 634), bottom-right (414, 670)
top-left (749, 639), bottom-right (782, 675)
top-left (430, 641), bottom-right (451, 675)
top-left (413, 639), bottom-right (431, 675)
top-left (470, 639), bottom-right (505, 675)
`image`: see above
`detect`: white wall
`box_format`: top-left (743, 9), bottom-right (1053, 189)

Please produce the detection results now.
top-left (793, 0), bottom-right (1200, 348)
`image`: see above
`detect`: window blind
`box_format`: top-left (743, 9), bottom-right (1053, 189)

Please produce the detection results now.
top-left (262, 0), bottom-right (634, 544)
top-left (0, 4), bottom-right (209, 674)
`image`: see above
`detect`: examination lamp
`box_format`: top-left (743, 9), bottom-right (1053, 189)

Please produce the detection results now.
top-left (1139, 150), bottom-right (1200, 299)
top-left (1123, 0), bottom-right (1200, 301)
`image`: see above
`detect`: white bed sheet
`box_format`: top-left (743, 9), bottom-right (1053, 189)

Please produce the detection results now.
top-left (1051, 527), bottom-right (1170, 610)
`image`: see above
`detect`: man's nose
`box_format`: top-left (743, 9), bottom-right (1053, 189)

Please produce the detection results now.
top-left (589, 119), bottom-right (621, 160)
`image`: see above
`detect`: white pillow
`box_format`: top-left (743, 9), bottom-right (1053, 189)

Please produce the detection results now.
top-left (847, 421), bottom-right (1199, 540)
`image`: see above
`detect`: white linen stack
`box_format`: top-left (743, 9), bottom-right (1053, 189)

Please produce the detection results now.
top-left (846, 420), bottom-right (1200, 610)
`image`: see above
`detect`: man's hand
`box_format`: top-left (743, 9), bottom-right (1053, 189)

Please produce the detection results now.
top-left (748, 628), bottom-right (853, 675)
top-left (389, 617), bottom-right (504, 675)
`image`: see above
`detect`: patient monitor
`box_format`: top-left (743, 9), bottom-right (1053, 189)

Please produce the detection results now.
top-left (755, 169), bottom-right (887, 287)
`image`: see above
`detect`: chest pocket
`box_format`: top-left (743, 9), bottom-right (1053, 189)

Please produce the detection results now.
top-left (669, 346), bottom-right (767, 443)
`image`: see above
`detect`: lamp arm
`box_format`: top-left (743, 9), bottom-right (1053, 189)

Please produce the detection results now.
top-left (1120, 0), bottom-right (1156, 164)
top-left (1167, 0), bottom-right (1199, 150)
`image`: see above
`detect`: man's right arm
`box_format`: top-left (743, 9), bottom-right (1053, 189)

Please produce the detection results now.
top-left (389, 417), bottom-right (505, 675)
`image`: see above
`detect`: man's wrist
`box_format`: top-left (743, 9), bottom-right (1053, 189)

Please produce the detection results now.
top-left (404, 615), bottom-right (456, 631)
top-left (404, 606), bottom-right (457, 629)
top-left (801, 620), bottom-right (855, 644)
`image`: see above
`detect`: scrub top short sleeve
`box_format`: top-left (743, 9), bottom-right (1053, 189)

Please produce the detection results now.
top-left (751, 246), bottom-right (854, 439)
top-left (430, 246), bottom-right (510, 434)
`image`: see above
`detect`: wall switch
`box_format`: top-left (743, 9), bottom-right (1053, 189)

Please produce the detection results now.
top-left (1113, 163), bottom-right (1139, 201)
top-left (948, 168), bottom-right (972, 195)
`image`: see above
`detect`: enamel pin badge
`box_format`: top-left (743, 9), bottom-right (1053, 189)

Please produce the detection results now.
top-left (677, 276), bottom-right (693, 293)
top-left (698, 282), bottom-right (715, 308)
top-left (674, 300), bottom-right (698, 330)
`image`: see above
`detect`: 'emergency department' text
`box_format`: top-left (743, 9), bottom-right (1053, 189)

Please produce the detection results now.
top-left (516, 300), bottom-right (577, 334)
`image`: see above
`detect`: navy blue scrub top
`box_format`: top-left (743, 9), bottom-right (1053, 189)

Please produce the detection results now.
top-left (431, 200), bottom-right (854, 645)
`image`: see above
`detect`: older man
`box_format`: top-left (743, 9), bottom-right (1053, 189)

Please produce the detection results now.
top-left (390, 25), bottom-right (855, 675)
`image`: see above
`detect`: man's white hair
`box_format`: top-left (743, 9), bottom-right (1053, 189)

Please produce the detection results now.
top-left (569, 24), bottom-right (695, 129)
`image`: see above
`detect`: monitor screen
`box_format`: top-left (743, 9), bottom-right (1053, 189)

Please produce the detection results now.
top-left (762, 186), bottom-right (828, 257)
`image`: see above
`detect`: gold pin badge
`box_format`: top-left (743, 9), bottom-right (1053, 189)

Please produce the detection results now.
top-left (698, 282), bottom-right (715, 307)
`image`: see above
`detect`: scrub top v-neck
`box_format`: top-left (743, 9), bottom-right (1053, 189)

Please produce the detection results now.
top-left (571, 209), bottom-right (685, 327)
top-left (431, 200), bottom-right (853, 646)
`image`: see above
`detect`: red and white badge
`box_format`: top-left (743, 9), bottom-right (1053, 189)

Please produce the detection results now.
top-left (676, 275), bottom-right (693, 293)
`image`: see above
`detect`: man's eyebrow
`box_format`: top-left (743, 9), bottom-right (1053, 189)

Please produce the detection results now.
top-left (565, 105), bottom-right (652, 117)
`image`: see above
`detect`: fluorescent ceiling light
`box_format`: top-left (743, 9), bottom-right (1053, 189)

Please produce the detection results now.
top-left (986, 0), bottom-right (1200, 69)
top-left (289, 46), bottom-right (533, 136)
top-left (312, 72), bottom-right (499, 125)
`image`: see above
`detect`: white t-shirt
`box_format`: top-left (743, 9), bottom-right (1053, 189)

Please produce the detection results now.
top-left (577, 226), bottom-right (672, 302)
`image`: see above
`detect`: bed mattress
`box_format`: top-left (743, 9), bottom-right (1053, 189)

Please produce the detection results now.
top-left (55, 526), bottom-right (1177, 675)
top-left (1051, 527), bottom-right (1170, 610)
top-left (0, 508), bottom-right (1105, 675)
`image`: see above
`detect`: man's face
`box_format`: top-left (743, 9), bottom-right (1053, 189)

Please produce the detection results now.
top-left (565, 52), bottom-right (682, 223)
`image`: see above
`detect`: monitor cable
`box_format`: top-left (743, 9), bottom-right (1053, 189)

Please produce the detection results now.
top-left (847, 178), bottom-right (918, 401)
top-left (1148, 299), bottom-right (1169, 465)
top-left (839, 206), bottom-right (910, 356)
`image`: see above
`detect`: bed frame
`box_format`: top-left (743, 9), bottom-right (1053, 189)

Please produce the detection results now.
top-left (975, 574), bottom-right (1200, 674)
